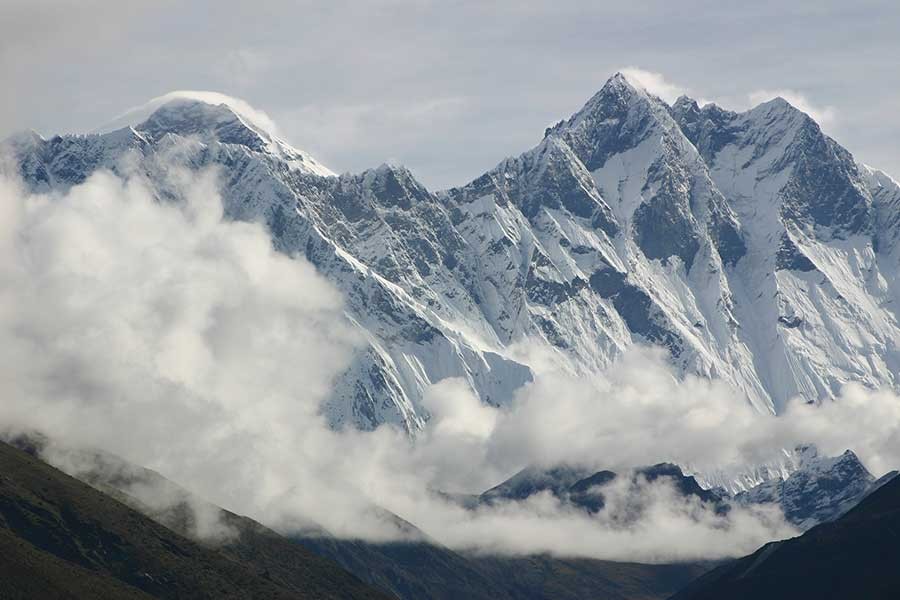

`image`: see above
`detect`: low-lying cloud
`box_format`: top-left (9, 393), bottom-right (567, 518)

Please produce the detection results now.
top-left (1, 165), bottom-right (898, 562)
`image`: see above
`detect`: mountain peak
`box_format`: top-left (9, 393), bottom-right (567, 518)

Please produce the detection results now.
top-left (596, 71), bottom-right (647, 102)
top-left (358, 162), bottom-right (432, 207)
top-left (748, 95), bottom-right (816, 126)
top-left (137, 98), bottom-right (270, 151)
top-left (606, 71), bottom-right (633, 87)
top-left (549, 70), bottom-right (682, 176)
top-left (673, 95), bottom-right (699, 110)
top-left (560, 73), bottom-right (649, 129)
top-left (97, 91), bottom-right (279, 135)
top-left (98, 91), bottom-right (335, 177)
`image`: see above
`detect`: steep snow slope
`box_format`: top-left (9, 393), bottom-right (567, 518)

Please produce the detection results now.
top-left (673, 96), bottom-right (900, 411)
top-left (4, 73), bottom-right (900, 434)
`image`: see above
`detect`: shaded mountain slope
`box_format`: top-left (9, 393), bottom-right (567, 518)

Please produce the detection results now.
top-left (670, 473), bottom-right (900, 599)
top-left (0, 440), bottom-right (387, 599)
top-left (10, 436), bottom-right (708, 600)
top-left (296, 535), bottom-right (709, 600)
top-left (0, 527), bottom-right (152, 600)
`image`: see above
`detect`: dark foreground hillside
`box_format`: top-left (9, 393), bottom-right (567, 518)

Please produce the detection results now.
top-left (0, 440), bottom-right (386, 600)
top-left (3, 436), bottom-right (708, 600)
top-left (671, 474), bottom-right (900, 600)
top-left (299, 534), bottom-right (709, 600)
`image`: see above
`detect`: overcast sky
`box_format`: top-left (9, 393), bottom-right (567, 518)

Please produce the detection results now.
top-left (3, 0), bottom-right (898, 189)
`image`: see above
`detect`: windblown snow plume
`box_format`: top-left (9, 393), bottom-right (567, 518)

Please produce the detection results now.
top-left (96, 90), bottom-right (282, 137)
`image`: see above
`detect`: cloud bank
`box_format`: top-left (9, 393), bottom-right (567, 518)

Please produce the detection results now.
top-left (1, 165), bottom-right (898, 562)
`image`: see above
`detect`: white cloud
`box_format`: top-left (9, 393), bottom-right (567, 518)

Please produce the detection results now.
top-left (748, 89), bottom-right (837, 126)
top-left (398, 474), bottom-right (793, 562)
top-left (0, 163), bottom-right (362, 534)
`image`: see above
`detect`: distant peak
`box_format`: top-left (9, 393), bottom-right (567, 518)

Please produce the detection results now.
top-left (364, 162), bottom-right (417, 185)
top-left (839, 449), bottom-right (863, 463)
top-left (670, 96), bottom-right (702, 124)
top-left (374, 161), bottom-right (409, 174)
top-left (366, 162), bottom-right (427, 191)
top-left (673, 95), bottom-right (699, 111)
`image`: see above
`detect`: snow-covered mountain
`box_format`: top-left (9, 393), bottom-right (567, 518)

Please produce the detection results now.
top-left (732, 446), bottom-right (882, 529)
top-left (5, 74), bottom-right (900, 432)
top-left (477, 462), bottom-right (725, 516)
top-left (470, 447), bottom-right (893, 531)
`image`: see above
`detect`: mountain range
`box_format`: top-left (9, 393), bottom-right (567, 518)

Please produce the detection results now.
top-left (474, 447), bottom-right (895, 533)
top-left (7, 72), bottom-right (900, 437)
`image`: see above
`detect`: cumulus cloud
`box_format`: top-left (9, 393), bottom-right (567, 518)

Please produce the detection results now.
top-left (400, 475), bottom-right (792, 562)
top-left (777, 384), bottom-right (900, 477)
top-left (1, 164), bottom-right (899, 562)
top-left (406, 346), bottom-right (900, 494)
top-left (748, 89), bottom-right (837, 126)
top-left (0, 163), bottom-right (363, 533)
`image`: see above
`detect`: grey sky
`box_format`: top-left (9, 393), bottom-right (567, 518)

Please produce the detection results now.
top-left (3, 0), bottom-right (898, 189)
